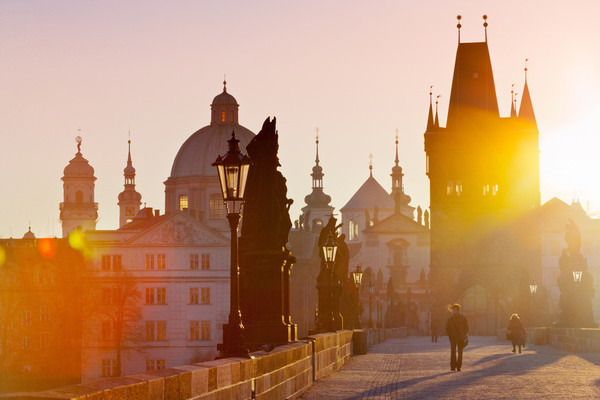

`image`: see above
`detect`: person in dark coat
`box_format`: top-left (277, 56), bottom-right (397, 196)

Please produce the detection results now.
top-left (445, 303), bottom-right (469, 371)
top-left (507, 313), bottom-right (526, 354)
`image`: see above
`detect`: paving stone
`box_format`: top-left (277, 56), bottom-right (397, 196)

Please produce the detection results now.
top-left (299, 336), bottom-right (600, 399)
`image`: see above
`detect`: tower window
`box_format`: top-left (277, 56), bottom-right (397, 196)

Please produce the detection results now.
top-left (349, 220), bottom-right (359, 242)
top-left (447, 181), bottom-right (453, 195)
top-left (426, 155), bottom-right (430, 174)
top-left (75, 191), bottom-right (83, 203)
top-left (455, 182), bottom-right (463, 196)
top-left (230, 112), bottom-right (234, 122)
top-left (221, 111), bottom-right (226, 122)
top-left (209, 194), bottom-right (224, 219)
top-left (179, 195), bottom-right (188, 211)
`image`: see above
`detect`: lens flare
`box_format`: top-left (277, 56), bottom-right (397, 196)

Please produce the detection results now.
top-left (0, 246), bottom-right (6, 267)
top-left (38, 238), bottom-right (56, 259)
top-left (68, 230), bottom-right (86, 250)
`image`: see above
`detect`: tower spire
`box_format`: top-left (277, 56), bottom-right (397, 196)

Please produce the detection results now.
top-left (315, 127), bottom-right (320, 165)
top-left (457, 15), bottom-right (462, 43)
top-left (223, 74), bottom-right (227, 93)
top-left (434, 95), bottom-right (440, 128)
top-left (483, 15), bottom-right (488, 42)
top-left (369, 153), bottom-right (373, 177)
top-left (394, 129), bottom-right (399, 166)
top-left (519, 59), bottom-right (536, 125)
top-left (426, 86), bottom-right (434, 130)
top-left (510, 84), bottom-right (517, 117)
top-left (118, 134), bottom-right (142, 227)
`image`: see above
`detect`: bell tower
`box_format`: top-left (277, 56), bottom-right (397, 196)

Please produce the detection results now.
top-left (60, 136), bottom-right (98, 237)
top-left (118, 138), bottom-right (142, 227)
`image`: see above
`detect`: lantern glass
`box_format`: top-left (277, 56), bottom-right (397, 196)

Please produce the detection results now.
top-left (322, 234), bottom-right (338, 263)
top-left (573, 270), bottom-right (583, 283)
top-left (213, 132), bottom-right (252, 211)
top-left (352, 266), bottom-right (363, 286)
top-left (529, 284), bottom-right (538, 295)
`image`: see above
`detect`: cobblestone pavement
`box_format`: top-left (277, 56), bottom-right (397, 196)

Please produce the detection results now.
top-left (299, 336), bottom-right (600, 399)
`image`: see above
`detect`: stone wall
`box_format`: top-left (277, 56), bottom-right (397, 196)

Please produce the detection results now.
top-left (499, 327), bottom-right (600, 353)
top-left (3, 329), bottom-right (401, 400)
top-left (365, 327), bottom-right (408, 348)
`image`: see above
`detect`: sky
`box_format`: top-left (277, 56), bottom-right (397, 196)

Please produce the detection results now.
top-left (2, 0), bottom-right (600, 237)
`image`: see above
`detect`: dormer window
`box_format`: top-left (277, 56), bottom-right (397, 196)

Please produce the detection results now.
top-left (221, 111), bottom-right (226, 122)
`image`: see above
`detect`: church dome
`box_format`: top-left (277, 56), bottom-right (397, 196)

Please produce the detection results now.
top-left (23, 227), bottom-right (36, 239)
top-left (63, 152), bottom-right (95, 177)
top-left (124, 163), bottom-right (136, 176)
top-left (118, 189), bottom-right (142, 202)
top-left (169, 83), bottom-right (255, 178)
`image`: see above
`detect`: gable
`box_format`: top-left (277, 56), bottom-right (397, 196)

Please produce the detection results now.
top-left (125, 212), bottom-right (229, 246)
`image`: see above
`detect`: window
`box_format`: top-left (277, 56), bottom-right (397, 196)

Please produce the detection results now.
top-left (156, 288), bottom-right (166, 304)
top-left (190, 288), bottom-right (199, 304)
top-left (156, 360), bottom-right (166, 370)
top-left (221, 111), bottom-right (226, 122)
top-left (146, 321), bottom-right (155, 341)
top-left (190, 321), bottom-right (200, 340)
top-left (102, 255), bottom-right (111, 271)
top-left (37, 271), bottom-right (52, 285)
top-left (22, 310), bottom-right (31, 327)
top-left (455, 182), bottom-right (463, 196)
top-left (348, 220), bottom-right (359, 242)
top-left (102, 321), bottom-right (112, 340)
top-left (156, 254), bottom-right (166, 270)
top-left (179, 195), bottom-right (189, 211)
top-left (112, 255), bottom-right (122, 270)
top-left (157, 321), bottom-right (166, 341)
top-left (426, 155), bottom-right (430, 174)
top-left (146, 254), bottom-right (155, 270)
top-left (40, 332), bottom-right (49, 349)
top-left (146, 360), bottom-right (155, 372)
top-left (201, 288), bottom-right (210, 304)
top-left (190, 254), bottom-right (199, 270)
top-left (209, 194), bottom-right (224, 219)
top-left (201, 321), bottom-right (211, 341)
top-left (201, 254), bottom-right (210, 270)
top-left (146, 288), bottom-right (155, 304)
top-left (40, 305), bottom-right (49, 322)
top-left (102, 359), bottom-right (116, 377)
top-left (447, 181), bottom-right (454, 195)
top-left (482, 184), bottom-right (499, 196)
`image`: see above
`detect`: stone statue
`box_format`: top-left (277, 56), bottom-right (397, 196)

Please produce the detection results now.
top-left (565, 218), bottom-right (581, 256)
top-left (298, 214), bottom-right (304, 231)
top-left (293, 220), bottom-right (299, 230)
top-left (241, 117), bottom-right (293, 251)
top-left (417, 206), bottom-right (423, 225)
top-left (318, 217), bottom-right (338, 261)
top-left (364, 210), bottom-right (370, 227)
top-left (335, 233), bottom-right (349, 280)
top-left (424, 209), bottom-right (430, 229)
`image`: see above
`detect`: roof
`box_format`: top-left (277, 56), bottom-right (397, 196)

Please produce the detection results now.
top-left (538, 197), bottom-right (599, 233)
top-left (341, 175), bottom-right (394, 211)
top-left (63, 151), bottom-right (95, 178)
top-left (364, 211), bottom-right (428, 234)
top-left (446, 42), bottom-right (499, 131)
top-left (169, 123), bottom-right (255, 178)
top-left (518, 80), bottom-right (537, 127)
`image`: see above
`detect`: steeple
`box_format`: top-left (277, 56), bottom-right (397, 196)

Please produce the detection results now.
top-left (426, 87), bottom-right (434, 131)
top-left (518, 60), bottom-right (537, 127)
top-left (391, 130), bottom-right (404, 196)
top-left (510, 84), bottom-right (517, 118)
top-left (434, 95), bottom-right (440, 128)
top-left (118, 135), bottom-right (142, 227)
top-left (301, 127), bottom-right (333, 232)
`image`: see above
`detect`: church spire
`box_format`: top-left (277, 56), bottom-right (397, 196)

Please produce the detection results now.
top-left (434, 95), bottom-right (440, 128)
top-left (118, 134), bottom-right (142, 227)
top-left (510, 84), bottom-right (517, 117)
top-left (426, 86), bottom-right (434, 131)
top-left (394, 129), bottom-right (399, 167)
top-left (369, 153), bottom-right (373, 177)
top-left (311, 128), bottom-right (323, 189)
top-left (315, 127), bottom-right (320, 166)
top-left (518, 59), bottom-right (537, 126)
top-left (391, 131), bottom-right (404, 196)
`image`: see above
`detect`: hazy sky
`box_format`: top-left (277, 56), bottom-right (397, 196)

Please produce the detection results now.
top-left (2, 0), bottom-right (600, 237)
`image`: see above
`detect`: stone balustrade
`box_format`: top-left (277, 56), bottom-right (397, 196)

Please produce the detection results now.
top-left (498, 327), bottom-right (600, 353)
top-left (2, 328), bottom-right (407, 400)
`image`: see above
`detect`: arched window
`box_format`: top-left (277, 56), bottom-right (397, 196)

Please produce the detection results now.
top-left (348, 220), bottom-right (359, 241)
top-left (209, 194), bottom-right (224, 219)
top-left (221, 111), bottom-right (226, 122)
top-left (179, 195), bottom-right (188, 211)
top-left (75, 191), bottom-right (83, 203)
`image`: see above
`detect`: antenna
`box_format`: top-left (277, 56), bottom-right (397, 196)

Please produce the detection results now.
top-left (456, 15), bottom-right (462, 43)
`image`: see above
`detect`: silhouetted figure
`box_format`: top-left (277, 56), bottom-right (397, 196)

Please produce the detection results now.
top-left (507, 313), bottom-right (526, 354)
top-left (335, 233), bottom-right (349, 280)
top-left (445, 303), bottom-right (469, 371)
top-left (430, 318), bottom-right (439, 343)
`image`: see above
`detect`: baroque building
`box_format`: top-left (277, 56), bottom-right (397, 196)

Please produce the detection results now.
top-left (425, 22), bottom-right (541, 334)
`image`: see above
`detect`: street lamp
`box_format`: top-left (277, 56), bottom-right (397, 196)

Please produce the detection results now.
top-left (529, 283), bottom-right (538, 295)
top-left (573, 270), bottom-right (583, 283)
top-left (321, 232), bottom-right (338, 331)
top-left (213, 131), bottom-right (252, 358)
top-left (352, 265), bottom-right (363, 328)
top-left (367, 283), bottom-right (374, 328)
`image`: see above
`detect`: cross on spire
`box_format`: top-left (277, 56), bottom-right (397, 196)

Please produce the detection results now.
top-left (369, 153), bottom-right (374, 177)
top-left (394, 129), bottom-right (399, 166)
top-left (456, 15), bottom-right (462, 43)
top-left (483, 15), bottom-right (488, 42)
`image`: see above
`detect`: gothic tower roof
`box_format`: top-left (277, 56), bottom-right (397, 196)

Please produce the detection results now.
top-left (519, 73), bottom-right (536, 127)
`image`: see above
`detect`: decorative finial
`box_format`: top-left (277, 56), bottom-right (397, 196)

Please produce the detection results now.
top-left (483, 15), bottom-right (488, 42)
top-left (315, 127), bottom-right (320, 165)
top-left (429, 85), bottom-right (433, 104)
top-left (75, 129), bottom-right (82, 153)
top-left (394, 129), bottom-right (399, 167)
top-left (369, 153), bottom-right (373, 177)
top-left (223, 74), bottom-right (227, 92)
top-left (457, 15), bottom-right (462, 43)
top-left (524, 58), bottom-right (529, 82)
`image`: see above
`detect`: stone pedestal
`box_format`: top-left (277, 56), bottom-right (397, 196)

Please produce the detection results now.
top-left (240, 249), bottom-right (297, 350)
top-left (316, 267), bottom-right (332, 332)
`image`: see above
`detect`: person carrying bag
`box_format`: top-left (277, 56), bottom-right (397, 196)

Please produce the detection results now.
top-left (446, 303), bottom-right (469, 371)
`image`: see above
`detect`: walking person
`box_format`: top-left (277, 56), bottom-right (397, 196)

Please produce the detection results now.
top-left (446, 303), bottom-right (469, 372)
top-left (506, 314), bottom-right (526, 354)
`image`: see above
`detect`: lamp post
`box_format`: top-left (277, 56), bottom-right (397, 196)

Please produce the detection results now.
top-left (367, 283), bottom-right (374, 328)
top-left (322, 232), bottom-right (338, 331)
top-left (352, 265), bottom-right (363, 328)
top-left (213, 132), bottom-right (252, 358)
top-left (529, 282), bottom-right (538, 325)
top-left (573, 270), bottom-right (583, 283)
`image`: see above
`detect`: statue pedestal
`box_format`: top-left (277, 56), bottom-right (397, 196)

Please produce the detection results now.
top-left (316, 267), bottom-right (332, 332)
top-left (240, 249), bottom-right (297, 350)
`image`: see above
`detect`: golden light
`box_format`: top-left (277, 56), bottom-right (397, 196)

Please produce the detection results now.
top-left (37, 238), bottom-right (56, 259)
top-left (0, 246), bottom-right (6, 267)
